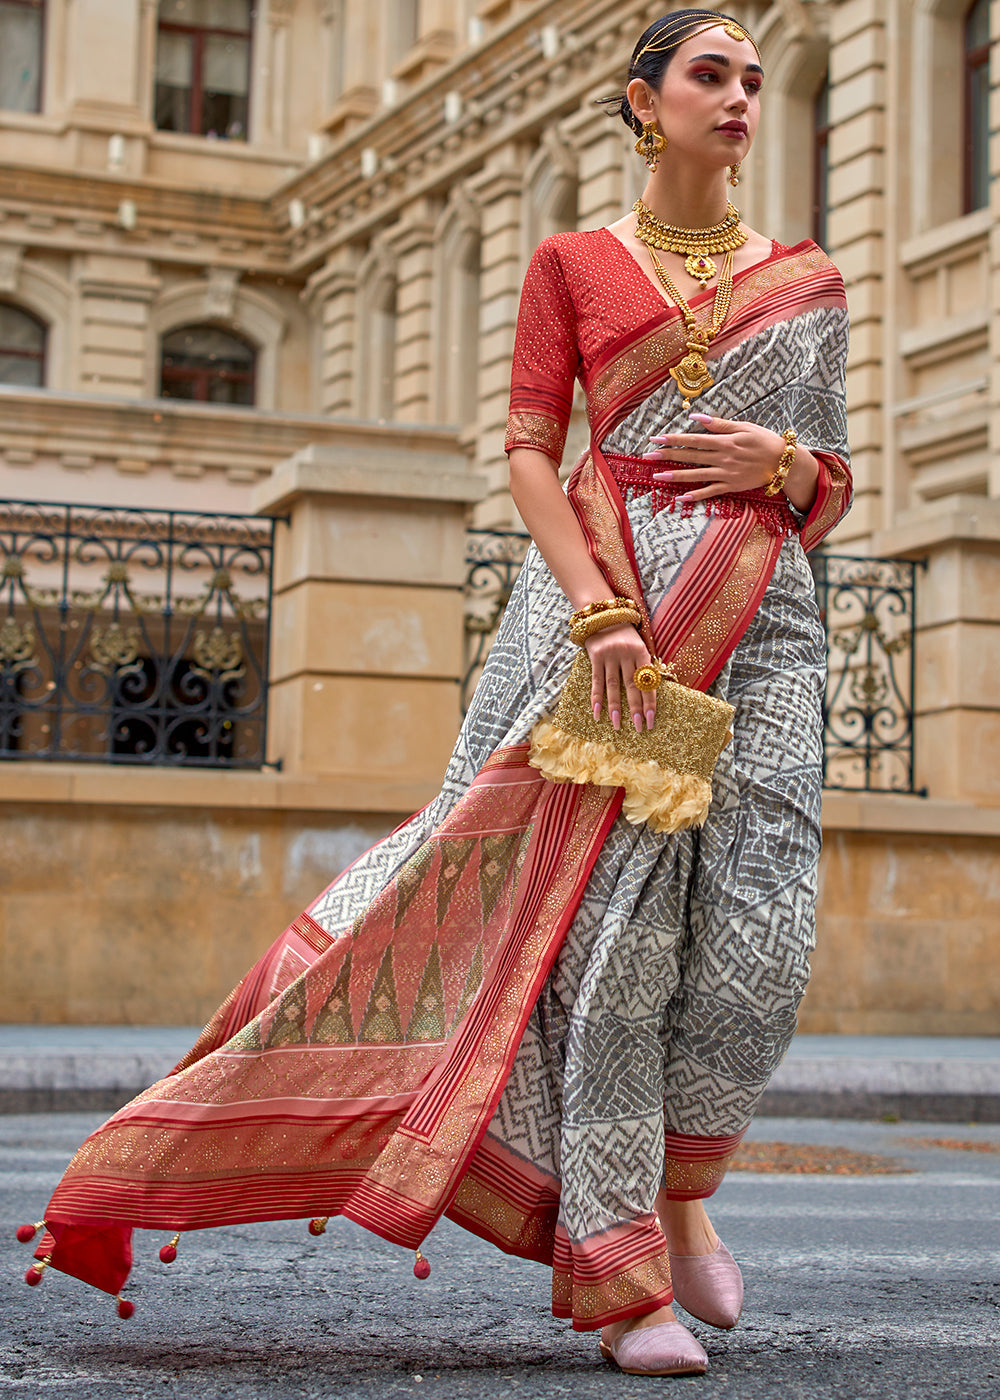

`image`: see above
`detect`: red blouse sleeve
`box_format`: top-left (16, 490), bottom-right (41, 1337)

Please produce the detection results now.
top-left (504, 237), bottom-right (581, 467)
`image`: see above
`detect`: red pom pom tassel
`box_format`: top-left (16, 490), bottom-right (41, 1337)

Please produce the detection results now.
top-left (308, 1218), bottom-right (328, 1236)
top-left (413, 1249), bottom-right (431, 1280)
top-left (158, 1233), bottom-right (181, 1264)
top-left (16, 1223), bottom-right (40, 1244)
top-left (116, 1295), bottom-right (135, 1320)
top-left (24, 1252), bottom-right (51, 1287)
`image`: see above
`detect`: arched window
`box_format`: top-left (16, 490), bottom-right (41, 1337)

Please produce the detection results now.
top-left (812, 75), bottom-right (831, 247)
top-left (964, 0), bottom-right (990, 212)
top-left (159, 325), bottom-right (256, 405)
top-left (155, 0), bottom-right (252, 140)
top-left (0, 0), bottom-right (44, 113)
top-left (0, 302), bottom-right (46, 386)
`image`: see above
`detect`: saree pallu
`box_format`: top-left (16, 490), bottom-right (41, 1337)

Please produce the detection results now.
top-left (28, 234), bottom-right (851, 1331)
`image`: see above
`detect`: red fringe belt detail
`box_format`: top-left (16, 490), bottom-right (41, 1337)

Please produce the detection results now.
top-left (604, 453), bottom-right (800, 539)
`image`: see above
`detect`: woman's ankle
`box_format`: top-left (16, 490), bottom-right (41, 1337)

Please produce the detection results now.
top-left (655, 1193), bottom-right (719, 1256)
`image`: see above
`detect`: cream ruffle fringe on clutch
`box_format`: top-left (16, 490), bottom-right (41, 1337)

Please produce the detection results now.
top-left (527, 652), bottom-right (734, 835)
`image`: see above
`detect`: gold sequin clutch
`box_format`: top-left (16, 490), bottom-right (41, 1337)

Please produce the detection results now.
top-left (528, 650), bottom-right (734, 833)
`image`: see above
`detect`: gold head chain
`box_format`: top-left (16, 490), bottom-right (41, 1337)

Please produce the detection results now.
top-left (633, 16), bottom-right (760, 66)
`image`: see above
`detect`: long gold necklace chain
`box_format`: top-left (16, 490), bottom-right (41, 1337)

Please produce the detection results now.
top-left (634, 199), bottom-right (747, 289)
top-left (648, 246), bottom-right (735, 409)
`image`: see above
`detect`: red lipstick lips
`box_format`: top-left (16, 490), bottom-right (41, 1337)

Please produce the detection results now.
top-left (717, 121), bottom-right (748, 137)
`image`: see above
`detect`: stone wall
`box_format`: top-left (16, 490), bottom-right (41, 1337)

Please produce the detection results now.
top-left (3, 783), bottom-right (998, 1032)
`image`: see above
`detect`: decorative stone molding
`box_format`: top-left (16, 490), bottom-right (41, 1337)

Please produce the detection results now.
top-left (0, 244), bottom-right (24, 294)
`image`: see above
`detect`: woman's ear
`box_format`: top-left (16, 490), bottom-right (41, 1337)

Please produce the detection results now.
top-left (626, 78), bottom-right (655, 127)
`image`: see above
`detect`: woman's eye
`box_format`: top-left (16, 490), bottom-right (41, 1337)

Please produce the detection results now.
top-left (744, 80), bottom-right (762, 94)
top-left (693, 70), bottom-right (719, 82)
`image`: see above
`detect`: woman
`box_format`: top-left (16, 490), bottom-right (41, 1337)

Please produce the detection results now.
top-left (18, 9), bottom-right (850, 1381)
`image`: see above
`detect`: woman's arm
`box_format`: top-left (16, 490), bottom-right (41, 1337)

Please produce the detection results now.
top-left (508, 448), bottom-right (658, 733)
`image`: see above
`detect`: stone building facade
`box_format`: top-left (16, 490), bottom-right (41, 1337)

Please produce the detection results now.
top-left (0, 0), bottom-right (998, 1032)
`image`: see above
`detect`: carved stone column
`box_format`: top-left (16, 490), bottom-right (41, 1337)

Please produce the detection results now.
top-left (304, 250), bottom-right (360, 416)
top-left (467, 148), bottom-right (528, 527)
top-left (393, 212), bottom-right (438, 421)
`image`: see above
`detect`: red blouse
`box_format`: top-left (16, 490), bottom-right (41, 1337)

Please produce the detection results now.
top-left (504, 229), bottom-right (789, 466)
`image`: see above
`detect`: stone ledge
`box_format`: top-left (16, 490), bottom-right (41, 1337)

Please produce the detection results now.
top-left (0, 763), bottom-right (427, 815)
top-left (5, 764), bottom-right (1000, 832)
top-left (822, 791), bottom-right (1000, 835)
top-left (254, 441), bottom-right (487, 514)
top-left (871, 495), bottom-right (1000, 555)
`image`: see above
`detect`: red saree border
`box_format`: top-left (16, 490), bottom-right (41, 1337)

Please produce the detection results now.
top-left (586, 241), bottom-right (845, 443)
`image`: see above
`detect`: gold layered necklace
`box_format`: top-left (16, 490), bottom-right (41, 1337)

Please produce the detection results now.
top-left (647, 246), bottom-right (735, 409)
top-left (633, 198), bottom-right (747, 289)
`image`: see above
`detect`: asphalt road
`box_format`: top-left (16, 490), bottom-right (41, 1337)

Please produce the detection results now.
top-left (2, 1114), bottom-right (998, 1399)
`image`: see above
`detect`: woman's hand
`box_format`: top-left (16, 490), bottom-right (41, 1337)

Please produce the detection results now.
top-left (644, 411), bottom-right (819, 512)
top-left (585, 623), bottom-right (658, 733)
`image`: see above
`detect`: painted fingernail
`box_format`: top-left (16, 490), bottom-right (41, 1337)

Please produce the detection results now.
top-left (677, 493), bottom-right (693, 503)
top-left (593, 702), bottom-right (602, 720)
top-left (653, 470), bottom-right (674, 481)
top-left (640, 451), bottom-right (664, 460)
top-left (646, 709), bottom-right (656, 730)
top-left (611, 709), bottom-right (621, 731)
top-left (690, 412), bottom-right (713, 424)
top-left (633, 712), bottom-right (643, 732)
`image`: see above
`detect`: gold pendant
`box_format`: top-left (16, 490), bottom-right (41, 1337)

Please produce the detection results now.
top-left (669, 343), bottom-right (715, 407)
top-left (684, 252), bottom-right (717, 289)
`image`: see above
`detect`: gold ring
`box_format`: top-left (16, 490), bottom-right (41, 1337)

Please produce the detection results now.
top-left (632, 664), bottom-right (661, 692)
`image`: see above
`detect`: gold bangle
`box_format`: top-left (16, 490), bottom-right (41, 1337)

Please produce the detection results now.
top-left (764, 428), bottom-right (797, 497)
top-left (569, 607), bottom-right (641, 645)
top-left (568, 597), bottom-right (636, 629)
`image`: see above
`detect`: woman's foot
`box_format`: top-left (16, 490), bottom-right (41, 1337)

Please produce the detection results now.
top-left (599, 1307), bottom-right (708, 1376)
top-left (656, 1190), bottom-right (743, 1329)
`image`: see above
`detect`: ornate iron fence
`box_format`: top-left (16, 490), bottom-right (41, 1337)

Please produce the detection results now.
top-left (810, 553), bottom-right (923, 794)
top-left (461, 529), bottom-right (532, 712)
top-left (463, 532), bottom-right (923, 796)
top-left (0, 499), bottom-right (276, 768)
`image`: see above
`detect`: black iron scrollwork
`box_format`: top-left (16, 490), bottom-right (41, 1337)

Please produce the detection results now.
top-left (810, 554), bottom-right (924, 794)
top-left (461, 530), bottom-right (532, 714)
top-left (0, 500), bottom-right (276, 769)
top-left (463, 536), bottom-right (923, 796)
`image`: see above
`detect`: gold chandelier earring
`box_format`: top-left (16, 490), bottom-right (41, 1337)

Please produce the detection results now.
top-left (729, 162), bottom-right (741, 187)
top-left (635, 121), bottom-right (667, 172)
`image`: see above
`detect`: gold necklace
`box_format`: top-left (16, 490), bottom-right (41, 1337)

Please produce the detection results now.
top-left (633, 198), bottom-right (747, 289)
top-left (648, 246), bottom-right (735, 409)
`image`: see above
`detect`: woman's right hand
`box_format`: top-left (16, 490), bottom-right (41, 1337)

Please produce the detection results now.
top-left (585, 624), bottom-right (658, 732)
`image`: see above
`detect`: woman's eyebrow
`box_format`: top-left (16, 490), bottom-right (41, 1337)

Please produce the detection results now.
top-left (687, 52), bottom-right (765, 78)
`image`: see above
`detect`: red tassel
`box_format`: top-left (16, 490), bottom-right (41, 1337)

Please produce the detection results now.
top-left (308, 1218), bottom-right (328, 1236)
top-left (116, 1296), bottom-right (135, 1319)
top-left (16, 1222), bottom-right (42, 1244)
top-left (158, 1233), bottom-right (181, 1264)
top-left (24, 1252), bottom-right (51, 1286)
top-left (413, 1249), bottom-right (431, 1280)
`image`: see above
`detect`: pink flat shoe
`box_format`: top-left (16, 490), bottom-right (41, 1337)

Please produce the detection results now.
top-left (599, 1320), bottom-right (708, 1376)
top-left (669, 1239), bottom-right (744, 1329)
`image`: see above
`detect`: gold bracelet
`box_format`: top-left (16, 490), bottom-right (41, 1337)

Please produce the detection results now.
top-left (568, 597), bottom-right (636, 629)
top-left (569, 607), bottom-right (641, 646)
top-left (764, 428), bottom-right (797, 497)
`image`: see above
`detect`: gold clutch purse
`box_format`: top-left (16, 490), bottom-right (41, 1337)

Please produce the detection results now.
top-left (528, 652), bottom-right (734, 834)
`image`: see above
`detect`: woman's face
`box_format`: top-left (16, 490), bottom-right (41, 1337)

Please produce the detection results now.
top-left (632, 25), bottom-right (763, 171)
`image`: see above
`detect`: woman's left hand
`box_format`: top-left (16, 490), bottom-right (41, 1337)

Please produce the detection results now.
top-left (643, 412), bottom-right (787, 501)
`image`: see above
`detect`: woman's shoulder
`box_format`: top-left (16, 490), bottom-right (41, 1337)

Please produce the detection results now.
top-left (528, 228), bottom-right (615, 272)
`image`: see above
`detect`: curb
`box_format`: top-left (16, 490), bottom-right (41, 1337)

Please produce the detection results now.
top-left (2, 1047), bottom-right (1000, 1121)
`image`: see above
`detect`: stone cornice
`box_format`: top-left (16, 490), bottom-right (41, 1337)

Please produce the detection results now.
top-left (0, 2), bottom-right (767, 277)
